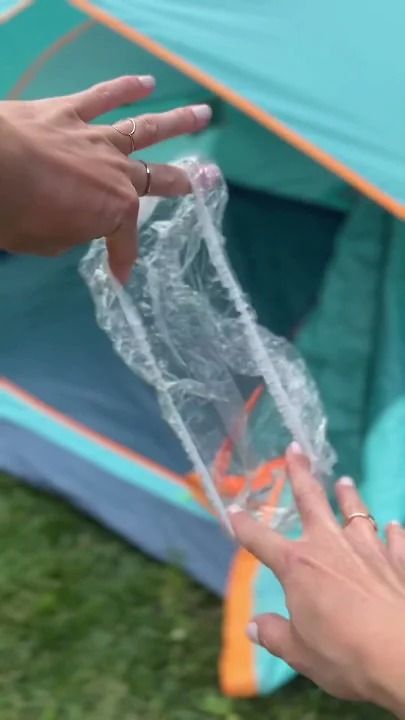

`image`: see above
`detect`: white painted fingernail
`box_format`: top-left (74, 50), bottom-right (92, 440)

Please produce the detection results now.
top-left (389, 520), bottom-right (401, 527)
top-left (139, 75), bottom-right (156, 89)
top-left (228, 504), bottom-right (243, 516)
top-left (191, 104), bottom-right (213, 123)
top-left (246, 622), bottom-right (259, 644)
top-left (289, 441), bottom-right (303, 455)
top-left (337, 476), bottom-right (354, 487)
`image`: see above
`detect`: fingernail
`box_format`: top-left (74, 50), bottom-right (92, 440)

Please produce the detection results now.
top-left (199, 163), bottom-right (220, 189)
top-left (246, 622), bottom-right (259, 644)
top-left (139, 75), bottom-right (156, 89)
top-left (289, 441), bottom-right (303, 455)
top-left (337, 476), bottom-right (354, 487)
top-left (191, 104), bottom-right (213, 123)
top-left (228, 504), bottom-right (243, 515)
top-left (389, 520), bottom-right (401, 527)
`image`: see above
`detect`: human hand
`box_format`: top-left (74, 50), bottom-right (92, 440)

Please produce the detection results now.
top-left (0, 76), bottom-right (213, 282)
top-left (230, 444), bottom-right (405, 718)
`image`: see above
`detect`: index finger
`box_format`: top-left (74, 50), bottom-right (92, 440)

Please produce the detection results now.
top-left (286, 443), bottom-right (337, 531)
top-left (68, 75), bottom-right (156, 123)
top-left (229, 507), bottom-right (288, 581)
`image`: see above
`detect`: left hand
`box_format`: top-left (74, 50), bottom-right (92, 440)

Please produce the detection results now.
top-left (229, 444), bottom-right (405, 716)
top-left (0, 76), bottom-right (213, 282)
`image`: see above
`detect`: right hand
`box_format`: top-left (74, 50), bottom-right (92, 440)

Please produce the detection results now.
top-left (230, 445), bottom-right (405, 718)
top-left (0, 75), bottom-right (213, 282)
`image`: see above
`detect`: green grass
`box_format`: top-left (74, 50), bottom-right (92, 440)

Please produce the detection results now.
top-left (0, 474), bottom-right (391, 720)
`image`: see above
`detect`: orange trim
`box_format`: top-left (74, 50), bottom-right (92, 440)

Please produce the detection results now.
top-left (71, 0), bottom-right (405, 219)
top-left (220, 549), bottom-right (259, 696)
top-left (219, 475), bottom-right (285, 697)
top-left (213, 385), bottom-right (264, 480)
top-left (185, 456), bottom-right (286, 515)
top-left (0, 0), bottom-right (33, 24)
top-left (183, 471), bottom-right (214, 513)
top-left (7, 20), bottom-right (95, 100)
top-left (0, 378), bottom-right (188, 489)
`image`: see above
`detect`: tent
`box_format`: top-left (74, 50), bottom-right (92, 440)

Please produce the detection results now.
top-left (2, 0), bottom-right (405, 697)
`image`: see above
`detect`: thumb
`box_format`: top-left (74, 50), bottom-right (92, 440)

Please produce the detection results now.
top-left (247, 613), bottom-right (294, 661)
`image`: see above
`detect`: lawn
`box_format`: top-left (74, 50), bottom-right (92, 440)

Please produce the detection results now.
top-left (0, 474), bottom-right (391, 720)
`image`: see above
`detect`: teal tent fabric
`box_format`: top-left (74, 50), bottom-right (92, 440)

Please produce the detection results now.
top-left (75, 0), bottom-right (405, 213)
top-left (1, 0), bottom-right (405, 697)
top-left (241, 201), bottom-right (405, 694)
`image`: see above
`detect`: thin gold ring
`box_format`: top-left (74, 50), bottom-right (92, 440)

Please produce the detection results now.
top-left (112, 117), bottom-right (136, 153)
top-left (344, 512), bottom-right (378, 532)
top-left (138, 160), bottom-right (152, 196)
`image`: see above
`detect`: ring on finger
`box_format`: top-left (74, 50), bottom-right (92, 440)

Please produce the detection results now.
top-left (344, 512), bottom-right (378, 532)
top-left (113, 117), bottom-right (136, 153)
top-left (138, 159), bottom-right (152, 196)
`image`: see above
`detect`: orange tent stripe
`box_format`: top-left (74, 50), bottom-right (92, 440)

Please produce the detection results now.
top-left (220, 548), bottom-right (259, 697)
top-left (7, 20), bottom-right (95, 100)
top-left (70, 0), bottom-right (405, 219)
top-left (0, 378), bottom-right (188, 489)
top-left (219, 477), bottom-right (285, 697)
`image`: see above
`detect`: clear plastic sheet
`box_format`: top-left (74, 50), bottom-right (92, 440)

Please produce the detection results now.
top-left (80, 159), bottom-right (335, 532)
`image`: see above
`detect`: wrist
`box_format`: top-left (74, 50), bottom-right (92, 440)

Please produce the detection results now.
top-left (372, 682), bottom-right (405, 719)
top-left (365, 644), bottom-right (405, 718)
top-left (373, 689), bottom-right (405, 719)
top-left (0, 111), bottom-right (18, 167)
top-left (0, 110), bottom-right (30, 249)
top-left (0, 112), bottom-right (19, 198)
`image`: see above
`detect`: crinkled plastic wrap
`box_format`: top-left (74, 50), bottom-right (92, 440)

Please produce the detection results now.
top-left (80, 159), bottom-right (335, 532)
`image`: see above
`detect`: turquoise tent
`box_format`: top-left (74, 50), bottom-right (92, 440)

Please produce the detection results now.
top-left (2, 0), bottom-right (405, 696)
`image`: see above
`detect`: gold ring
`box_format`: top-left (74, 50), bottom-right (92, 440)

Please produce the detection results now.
top-left (344, 512), bottom-right (378, 532)
top-left (112, 117), bottom-right (136, 153)
top-left (138, 160), bottom-right (152, 196)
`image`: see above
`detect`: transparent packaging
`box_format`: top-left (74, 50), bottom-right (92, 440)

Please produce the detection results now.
top-left (80, 159), bottom-right (335, 532)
